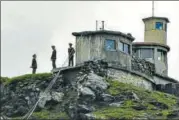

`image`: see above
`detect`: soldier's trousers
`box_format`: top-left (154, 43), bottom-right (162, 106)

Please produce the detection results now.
top-left (52, 59), bottom-right (56, 69)
top-left (32, 68), bottom-right (36, 74)
top-left (68, 56), bottom-right (74, 66)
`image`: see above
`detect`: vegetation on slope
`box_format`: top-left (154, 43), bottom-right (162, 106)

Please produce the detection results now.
top-left (0, 73), bottom-right (52, 85)
top-left (93, 79), bottom-right (178, 119)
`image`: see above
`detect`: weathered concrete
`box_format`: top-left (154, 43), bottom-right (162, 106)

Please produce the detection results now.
top-left (132, 43), bottom-right (169, 75)
top-left (73, 31), bottom-right (133, 70)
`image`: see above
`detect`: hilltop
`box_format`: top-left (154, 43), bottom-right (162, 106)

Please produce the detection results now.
top-left (1, 61), bottom-right (179, 120)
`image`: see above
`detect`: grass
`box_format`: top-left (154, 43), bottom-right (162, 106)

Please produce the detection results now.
top-left (93, 79), bottom-right (178, 119)
top-left (32, 110), bottom-right (69, 119)
top-left (1, 73), bottom-right (52, 85)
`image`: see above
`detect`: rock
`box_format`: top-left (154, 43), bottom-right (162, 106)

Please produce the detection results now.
top-left (77, 104), bottom-right (94, 113)
top-left (149, 101), bottom-right (168, 109)
top-left (84, 73), bottom-right (109, 90)
top-left (79, 113), bottom-right (96, 120)
top-left (167, 110), bottom-right (179, 119)
top-left (109, 102), bottom-right (123, 107)
top-left (51, 92), bottom-right (64, 102)
top-left (101, 94), bottom-right (114, 102)
top-left (132, 104), bottom-right (147, 110)
top-left (38, 92), bottom-right (51, 108)
top-left (79, 87), bottom-right (95, 101)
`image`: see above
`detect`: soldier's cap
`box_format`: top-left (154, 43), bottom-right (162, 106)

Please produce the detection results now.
top-left (69, 43), bottom-right (73, 45)
top-left (33, 54), bottom-right (36, 57)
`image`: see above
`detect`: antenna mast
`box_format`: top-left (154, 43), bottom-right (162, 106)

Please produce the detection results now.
top-left (152, 0), bottom-right (155, 17)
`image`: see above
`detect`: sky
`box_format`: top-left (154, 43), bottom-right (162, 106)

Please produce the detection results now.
top-left (1, 1), bottom-right (179, 80)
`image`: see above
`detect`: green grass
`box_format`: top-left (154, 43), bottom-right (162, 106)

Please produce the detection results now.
top-left (1, 73), bottom-right (52, 85)
top-left (93, 79), bottom-right (178, 119)
top-left (32, 110), bottom-right (69, 119)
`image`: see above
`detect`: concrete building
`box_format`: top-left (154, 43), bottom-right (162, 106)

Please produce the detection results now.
top-left (132, 17), bottom-right (170, 75)
top-left (72, 30), bottom-right (135, 70)
top-left (54, 16), bottom-right (178, 94)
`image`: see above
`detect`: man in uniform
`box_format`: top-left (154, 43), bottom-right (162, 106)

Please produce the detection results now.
top-left (68, 43), bottom-right (75, 66)
top-left (30, 54), bottom-right (37, 74)
top-left (51, 45), bottom-right (57, 69)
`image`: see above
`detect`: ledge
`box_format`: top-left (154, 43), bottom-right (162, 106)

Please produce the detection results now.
top-left (72, 30), bottom-right (135, 41)
top-left (154, 73), bottom-right (179, 83)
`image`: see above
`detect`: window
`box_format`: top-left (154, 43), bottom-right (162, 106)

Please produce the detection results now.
top-left (140, 48), bottom-right (154, 59)
top-left (105, 39), bottom-right (116, 51)
top-left (157, 50), bottom-right (166, 62)
top-left (156, 22), bottom-right (163, 30)
top-left (119, 41), bottom-right (130, 54)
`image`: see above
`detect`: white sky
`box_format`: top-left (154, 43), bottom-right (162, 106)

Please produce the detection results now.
top-left (1, 1), bottom-right (179, 81)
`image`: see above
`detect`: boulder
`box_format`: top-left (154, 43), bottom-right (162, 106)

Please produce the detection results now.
top-left (101, 94), bottom-right (114, 102)
top-left (38, 92), bottom-right (51, 108)
top-left (51, 92), bottom-right (64, 102)
top-left (79, 87), bottom-right (96, 101)
top-left (84, 73), bottom-right (109, 94)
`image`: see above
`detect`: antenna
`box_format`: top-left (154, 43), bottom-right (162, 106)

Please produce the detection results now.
top-left (102, 21), bottom-right (104, 30)
top-left (152, 0), bottom-right (155, 17)
top-left (96, 20), bottom-right (98, 31)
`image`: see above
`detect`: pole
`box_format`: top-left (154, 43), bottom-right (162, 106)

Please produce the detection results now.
top-left (152, 0), bottom-right (154, 17)
top-left (96, 20), bottom-right (98, 31)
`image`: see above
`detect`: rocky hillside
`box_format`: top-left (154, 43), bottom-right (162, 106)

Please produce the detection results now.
top-left (1, 62), bottom-right (179, 120)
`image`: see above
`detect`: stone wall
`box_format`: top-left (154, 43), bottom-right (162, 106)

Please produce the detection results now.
top-left (131, 56), bottom-right (155, 77)
top-left (156, 83), bottom-right (179, 97)
top-left (107, 68), bottom-right (154, 91)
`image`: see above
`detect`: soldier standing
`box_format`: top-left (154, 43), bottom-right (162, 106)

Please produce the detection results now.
top-left (68, 43), bottom-right (75, 66)
top-left (30, 54), bottom-right (37, 74)
top-left (51, 45), bottom-right (57, 69)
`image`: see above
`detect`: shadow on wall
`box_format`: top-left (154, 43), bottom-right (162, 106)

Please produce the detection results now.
top-left (156, 83), bottom-right (179, 97)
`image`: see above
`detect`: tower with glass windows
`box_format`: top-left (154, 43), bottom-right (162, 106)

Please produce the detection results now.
top-left (143, 17), bottom-right (169, 44)
top-left (132, 16), bottom-right (170, 75)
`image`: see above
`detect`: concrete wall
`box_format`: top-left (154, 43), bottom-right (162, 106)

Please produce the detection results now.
top-left (132, 45), bottom-right (168, 75)
top-left (153, 75), bottom-right (172, 85)
top-left (144, 19), bottom-right (168, 45)
top-left (107, 68), bottom-right (154, 90)
top-left (76, 36), bottom-right (91, 64)
top-left (75, 34), bottom-right (132, 70)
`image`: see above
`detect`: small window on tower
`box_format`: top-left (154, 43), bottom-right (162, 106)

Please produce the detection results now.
top-left (156, 22), bottom-right (163, 30)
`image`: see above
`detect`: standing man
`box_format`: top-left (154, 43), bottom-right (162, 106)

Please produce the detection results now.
top-left (68, 43), bottom-right (75, 66)
top-left (51, 45), bottom-right (57, 69)
top-left (30, 54), bottom-right (37, 74)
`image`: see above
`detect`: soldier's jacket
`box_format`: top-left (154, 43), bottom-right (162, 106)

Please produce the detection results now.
top-left (68, 47), bottom-right (75, 57)
top-left (31, 58), bottom-right (37, 69)
top-left (51, 50), bottom-right (56, 60)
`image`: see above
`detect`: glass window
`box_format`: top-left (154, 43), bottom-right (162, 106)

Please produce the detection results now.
top-left (156, 22), bottom-right (163, 30)
top-left (119, 41), bottom-right (123, 51)
top-left (124, 44), bottom-right (130, 54)
top-left (157, 50), bottom-right (165, 62)
top-left (105, 39), bottom-right (116, 50)
top-left (140, 48), bottom-right (154, 59)
top-left (119, 41), bottom-right (130, 54)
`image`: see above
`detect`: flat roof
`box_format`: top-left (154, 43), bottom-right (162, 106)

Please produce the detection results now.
top-left (72, 30), bottom-right (135, 41)
top-left (142, 16), bottom-right (170, 23)
top-left (132, 42), bottom-right (170, 52)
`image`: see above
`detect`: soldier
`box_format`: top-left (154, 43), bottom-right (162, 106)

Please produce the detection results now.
top-left (68, 43), bottom-right (75, 66)
top-left (51, 45), bottom-right (57, 69)
top-left (30, 54), bottom-right (37, 74)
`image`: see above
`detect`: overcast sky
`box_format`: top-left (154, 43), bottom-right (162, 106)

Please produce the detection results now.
top-left (1, 1), bottom-right (179, 80)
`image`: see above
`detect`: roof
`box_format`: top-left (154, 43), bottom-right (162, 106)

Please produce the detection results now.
top-left (72, 30), bottom-right (135, 41)
top-left (142, 16), bottom-right (170, 23)
top-left (132, 42), bottom-right (170, 52)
